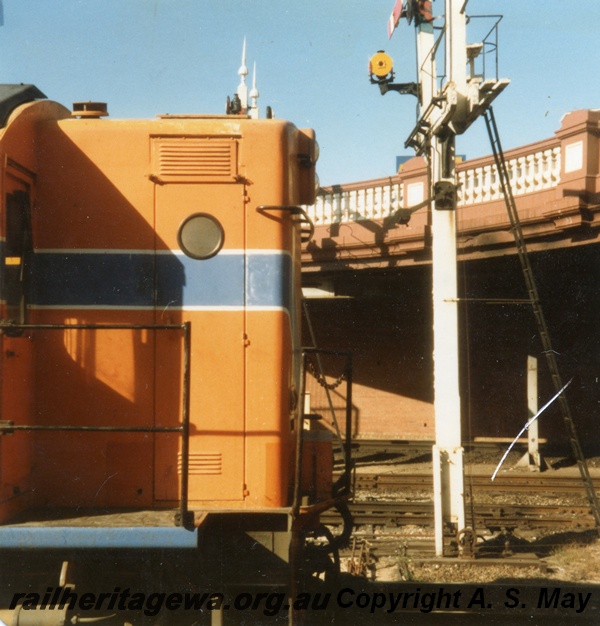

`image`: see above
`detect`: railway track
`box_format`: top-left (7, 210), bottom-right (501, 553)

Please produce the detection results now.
top-left (341, 438), bottom-right (546, 454)
top-left (329, 472), bottom-right (599, 531)
top-left (352, 472), bottom-right (600, 495)
top-left (322, 500), bottom-right (595, 531)
top-left (324, 469), bottom-right (600, 565)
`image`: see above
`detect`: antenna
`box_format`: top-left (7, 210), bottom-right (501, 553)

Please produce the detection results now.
top-left (227, 38), bottom-right (269, 118)
top-left (248, 62), bottom-right (259, 119)
top-left (237, 37), bottom-right (249, 111)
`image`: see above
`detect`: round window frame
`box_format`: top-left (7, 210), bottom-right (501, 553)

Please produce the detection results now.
top-left (177, 213), bottom-right (225, 260)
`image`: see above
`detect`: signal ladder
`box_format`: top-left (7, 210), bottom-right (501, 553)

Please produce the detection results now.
top-left (483, 107), bottom-right (600, 532)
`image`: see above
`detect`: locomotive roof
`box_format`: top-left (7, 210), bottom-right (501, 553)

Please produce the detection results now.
top-left (0, 84), bottom-right (46, 127)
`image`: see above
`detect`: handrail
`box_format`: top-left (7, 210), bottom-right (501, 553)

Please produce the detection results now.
top-left (293, 348), bottom-right (353, 519)
top-left (0, 321), bottom-right (193, 529)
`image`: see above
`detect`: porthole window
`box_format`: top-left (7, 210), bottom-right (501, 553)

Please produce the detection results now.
top-left (177, 213), bottom-right (224, 260)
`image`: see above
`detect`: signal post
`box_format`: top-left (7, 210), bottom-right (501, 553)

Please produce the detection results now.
top-left (418, 0), bottom-right (466, 558)
top-left (372, 0), bottom-right (508, 555)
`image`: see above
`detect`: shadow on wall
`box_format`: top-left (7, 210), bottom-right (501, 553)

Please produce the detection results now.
top-left (19, 125), bottom-right (186, 510)
top-left (302, 266), bottom-right (433, 439)
top-left (303, 246), bottom-right (600, 451)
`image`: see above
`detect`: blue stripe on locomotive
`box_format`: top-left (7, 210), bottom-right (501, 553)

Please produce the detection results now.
top-left (0, 526), bottom-right (199, 549)
top-left (27, 250), bottom-right (293, 312)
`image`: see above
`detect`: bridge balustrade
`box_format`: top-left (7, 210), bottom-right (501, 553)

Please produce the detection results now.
top-left (458, 145), bottom-right (561, 206)
top-left (303, 109), bottom-right (600, 269)
top-left (308, 143), bottom-right (562, 227)
top-left (313, 181), bottom-right (404, 225)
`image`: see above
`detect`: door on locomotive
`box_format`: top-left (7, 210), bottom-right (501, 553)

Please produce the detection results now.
top-left (0, 164), bottom-right (34, 516)
top-left (153, 181), bottom-right (246, 504)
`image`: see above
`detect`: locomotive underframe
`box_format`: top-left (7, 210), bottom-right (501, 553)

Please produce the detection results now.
top-left (0, 503), bottom-right (353, 626)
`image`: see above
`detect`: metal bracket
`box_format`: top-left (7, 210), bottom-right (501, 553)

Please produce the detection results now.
top-left (383, 179), bottom-right (458, 229)
top-left (372, 78), bottom-right (420, 98)
top-left (0, 420), bottom-right (14, 435)
top-left (257, 205), bottom-right (315, 243)
top-left (433, 179), bottom-right (458, 210)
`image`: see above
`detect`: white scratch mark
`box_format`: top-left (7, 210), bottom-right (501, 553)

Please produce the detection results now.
top-left (94, 472), bottom-right (119, 499)
top-left (491, 378), bottom-right (573, 481)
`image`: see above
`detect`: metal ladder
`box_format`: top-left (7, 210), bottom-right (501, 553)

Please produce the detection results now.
top-left (483, 107), bottom-right (600, 531)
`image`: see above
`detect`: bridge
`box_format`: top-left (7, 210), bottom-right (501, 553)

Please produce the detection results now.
top-left (304, 109), bottom-right (599, 273)
top-left (301, 109), bottom-right (600, 448)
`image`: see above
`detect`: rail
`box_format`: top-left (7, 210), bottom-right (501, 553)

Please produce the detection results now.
top-left (321, 501), bottom-right (596, 531)
top-left (0, 321), bottom-right (192, 528)
top-left (353, 472), bottom-right (600, 494)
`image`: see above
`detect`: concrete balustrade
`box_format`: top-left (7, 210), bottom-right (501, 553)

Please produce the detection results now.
top-left (304, 109), bottom-right (600, 271)
top-left (309, 143), bottom-right (562, 225)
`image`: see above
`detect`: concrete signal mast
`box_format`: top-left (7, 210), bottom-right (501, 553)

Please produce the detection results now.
top-left (370, 0), bottom-right (509, 556)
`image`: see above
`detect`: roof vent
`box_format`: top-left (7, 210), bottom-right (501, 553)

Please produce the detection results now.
top-left (72, 101), bottom-right (108, 118)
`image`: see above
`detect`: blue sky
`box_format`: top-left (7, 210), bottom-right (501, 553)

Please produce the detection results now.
top-left (0, 1), bottom-right (598, 186)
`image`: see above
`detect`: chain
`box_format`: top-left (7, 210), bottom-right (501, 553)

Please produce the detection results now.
top-left (306, 359), bottom-right (346, 391)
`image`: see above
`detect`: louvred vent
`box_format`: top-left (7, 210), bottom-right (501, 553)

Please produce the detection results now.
top-left (178, 452), bottom-right (222, 475)
top-left (152, 137), bottom-right (238, 183)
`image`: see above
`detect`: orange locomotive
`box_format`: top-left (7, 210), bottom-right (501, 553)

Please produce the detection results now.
top-left (0, 85), bottom-right (352, 625)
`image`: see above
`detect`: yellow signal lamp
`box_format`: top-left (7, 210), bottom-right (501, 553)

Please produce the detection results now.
top-left (369, 51), bottom-right (394, 80)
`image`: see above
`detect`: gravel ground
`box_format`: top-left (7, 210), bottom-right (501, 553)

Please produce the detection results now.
top-left (389, 536), bottom-right (600, 584)
top-left (339, 444), bottom-right (600, 584)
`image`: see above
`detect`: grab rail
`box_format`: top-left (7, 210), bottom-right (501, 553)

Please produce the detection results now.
top-left (0, 321), bottom-right (192, 528)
